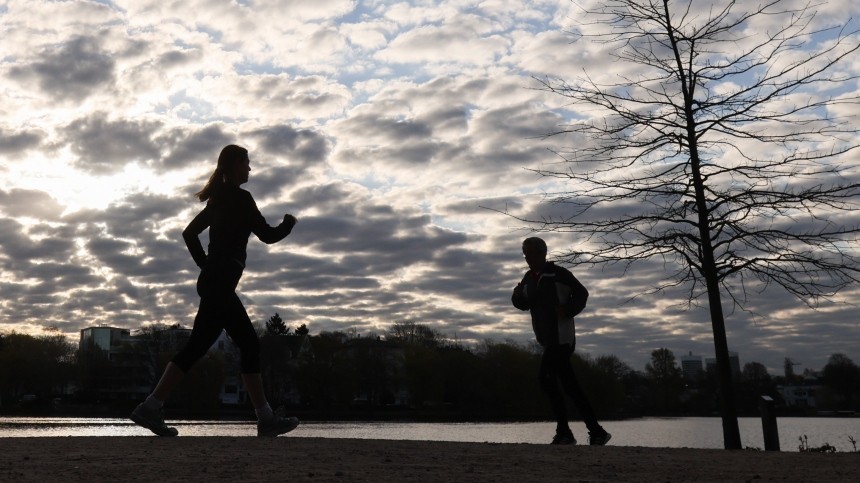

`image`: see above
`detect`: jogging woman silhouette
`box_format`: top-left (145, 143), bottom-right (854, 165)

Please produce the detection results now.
top-left (131, 144), bottom-right (300, 437)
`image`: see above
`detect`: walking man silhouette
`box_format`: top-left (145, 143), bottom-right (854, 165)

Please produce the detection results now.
top-left (512, 237), bottom-right (611, 445)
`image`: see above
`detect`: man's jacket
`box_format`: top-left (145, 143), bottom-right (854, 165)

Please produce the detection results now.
top-left (511, 262), bottom-right (588, 347)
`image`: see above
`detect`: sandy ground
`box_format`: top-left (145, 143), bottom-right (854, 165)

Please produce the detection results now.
top-left (1, 436), bottom-right (857, 482)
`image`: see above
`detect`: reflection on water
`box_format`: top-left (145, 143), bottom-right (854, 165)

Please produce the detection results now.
top-left (1, 416), bottom-right (859, 452)
top-left (0, 417), bottom-right (256, 438)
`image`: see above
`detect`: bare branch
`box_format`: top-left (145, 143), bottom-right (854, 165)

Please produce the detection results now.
top-left (518, 0), bottom-right (860, 309)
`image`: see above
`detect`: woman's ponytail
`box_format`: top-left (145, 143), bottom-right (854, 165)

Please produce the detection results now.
top-left (195, 145), bottom-right (248, 202)
top-left (195, 167), bottom-right (224, 202)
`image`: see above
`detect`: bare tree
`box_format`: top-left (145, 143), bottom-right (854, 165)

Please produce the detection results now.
top-left (516, 0), bottom-right (860, 448)
top-left (387, 321), bottom-right (444, 348)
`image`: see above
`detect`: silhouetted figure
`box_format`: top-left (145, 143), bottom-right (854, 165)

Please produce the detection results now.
top-left (512, 237), bottom-right (611, 446)
top-left (131, 144), bottom-right (299, 437)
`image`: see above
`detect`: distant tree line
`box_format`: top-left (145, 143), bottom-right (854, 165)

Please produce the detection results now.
top-left (0, 330), bottom-right (76, 408)
top-left (1, 322), bottom-right (858, 419)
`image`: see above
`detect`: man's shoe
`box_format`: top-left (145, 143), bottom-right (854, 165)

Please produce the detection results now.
top-left (550, 432), bottom-right (576, 445)
top-left (589, 431), bottom-right (612, 446)
top-left (130, 403), bottom-right (178, 437)
top-left (257, 414), bottom-right (300, 437)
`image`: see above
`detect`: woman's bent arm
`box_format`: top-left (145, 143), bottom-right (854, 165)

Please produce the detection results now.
top-left (183, 208), bottom-right (210, 268)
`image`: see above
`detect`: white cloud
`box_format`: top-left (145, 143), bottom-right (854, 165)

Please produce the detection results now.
top-left (199, 72), bottom-right (353, 122)
top-left (377, 20), bottom-right (511, 65)
top-left (0, 0), bottom-right (857, 374)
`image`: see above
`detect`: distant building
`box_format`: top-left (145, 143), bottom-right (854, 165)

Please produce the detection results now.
top-left (79, 326), bottom-right (149, 402)
top-left (78, 324), bottom-right (259, 405)
top-left (680, 352), bottom-right (704, 381)
top-left (705, 351), bottom-right (741, 377)
top-left (779, 383), bottom-right (818, 408)
top-left (729, 352), bottom-right (741, 375)
top-left (212, 330), bottom-right (244, 405)
top-left (80, 326), bottom-right (132, 355)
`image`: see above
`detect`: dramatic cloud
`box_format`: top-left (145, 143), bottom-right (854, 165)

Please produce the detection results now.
top-left (62, 113), bottom-right (162, 174)
top-left (0, 189), bottom-right (64, 220)
top-left (0, 0), bottom-right (858, 374)
top-left (0, 128), bottom-right (44, 156)
top-left (9, 35), bottom-right (116, 102)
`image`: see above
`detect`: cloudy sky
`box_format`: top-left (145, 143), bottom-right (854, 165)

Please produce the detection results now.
top-left (1, 0), bottom-right (858, 374)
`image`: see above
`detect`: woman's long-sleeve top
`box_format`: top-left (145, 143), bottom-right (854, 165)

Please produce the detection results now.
top-left (182, 184), bottom-right (293, 268)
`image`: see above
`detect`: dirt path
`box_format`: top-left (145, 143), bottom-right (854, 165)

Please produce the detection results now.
top-left (2, 437), bottom-right (857, 482)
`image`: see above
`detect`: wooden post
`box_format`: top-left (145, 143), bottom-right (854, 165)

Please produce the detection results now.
top-left (759, 395), bottom-right (780, 451)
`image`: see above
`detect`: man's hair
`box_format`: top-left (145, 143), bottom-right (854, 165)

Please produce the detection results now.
top-left (522, 237), bottom-right (547, 254)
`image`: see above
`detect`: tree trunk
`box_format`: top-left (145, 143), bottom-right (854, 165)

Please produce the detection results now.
top-left (689, 145), bottom-right (743, 449)
top-left (663, 0), bottom-right (742, 448)
top-left (704, 264), bottom-right (743, 449)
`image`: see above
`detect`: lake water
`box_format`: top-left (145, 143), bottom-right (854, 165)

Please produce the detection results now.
top-left (1, 416), bottom-right (858, 452)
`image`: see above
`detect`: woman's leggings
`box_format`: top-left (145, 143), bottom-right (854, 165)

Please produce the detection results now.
top-left (172, 259), bottom-right (261, 373)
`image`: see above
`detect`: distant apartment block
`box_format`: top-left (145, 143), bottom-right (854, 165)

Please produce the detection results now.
top-left (79, 325), bottom-right (242, 405)
top-left (680, 352), bottom-right (704, 381)
top-left (80, 326), bottom-right (132, 355)
top-left (79, 326), bottom-right (153, 403)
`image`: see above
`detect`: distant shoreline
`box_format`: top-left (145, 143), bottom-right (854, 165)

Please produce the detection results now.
top-left (2, 436), bottom-right (859, 482)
